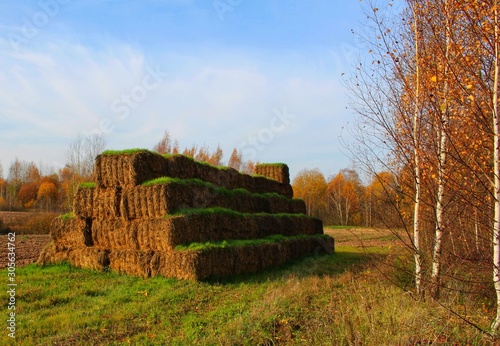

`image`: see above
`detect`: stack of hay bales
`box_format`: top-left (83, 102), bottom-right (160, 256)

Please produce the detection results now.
top-left (39, 149), bottom-right (334, 280)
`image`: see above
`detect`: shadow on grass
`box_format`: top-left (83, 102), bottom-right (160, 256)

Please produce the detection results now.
top-left (205, 246), bottom-right (384, 286)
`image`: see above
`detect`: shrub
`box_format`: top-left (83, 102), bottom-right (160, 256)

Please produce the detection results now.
top-left (23, 213), bottom-right (58, 234)
top-left (0, 217), bottom-right (10, 235)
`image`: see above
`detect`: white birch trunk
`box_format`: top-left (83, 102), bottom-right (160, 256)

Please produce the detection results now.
top-left (491, 0), bottom-right (500, 334)
top-left (430, 0), bottom-right (450, 299)
top-left (412, 1), bottom-right (423, 296)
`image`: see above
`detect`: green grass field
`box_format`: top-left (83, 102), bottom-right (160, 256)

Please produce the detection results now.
top-left (1, 228), bottom-right (495, 345)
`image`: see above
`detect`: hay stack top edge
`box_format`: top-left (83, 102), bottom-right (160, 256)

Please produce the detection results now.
top-left (94, 149), bottom-right (293, 197)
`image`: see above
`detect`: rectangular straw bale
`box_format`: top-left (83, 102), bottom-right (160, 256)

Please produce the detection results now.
top-left (255, 164), bottom-right (290, 185)
top-left (288, 238), bottom-right (304, 260)
top-left (290, 199), bottom-right (307, 214)
top-left (37, 242), bottom-right (69, 265)
top-left (95, 151), bottom-right (169, 188)
top-left (94, 154), bottom-right (129, 188)
top-left (267, 195), bottom-right (289, 214)
top-left (252, 176), bottom-right (294, 198)
top-left (265, 197), bottom-right (306, 215)
top-left (50, 217), bottom-right (87, 250)
top-left (303, 217), bottom-right (324, 235)
top-left (233, 246), bottom-right (261, 275)
top-left (207, 166), bottom-right (239, 190)
top-left (93, 187), bottom-right (121, 219)
top-left (73, 186), bottom-right (95, 218)
top-left (68, 248), bottom-right (109, 271)
top-left (258, 243), bottom-right (286, 269)
top-left (121, 185), bottom-right (169, 219)
top-left (151, 250), bottom-right (204, 280)
top-left (204, 248), bottom-right (234, 278)
top-left (133, 218), bottom-right (175, 251)
top-left (236, 174), bottom-right (256, 193)
top-left (217, 214), bottom-right (259, 240)
top-left (131, 151), bottom-right (170, 184)
top-left (92, 219), bottom-right (136, 250)
top-left (108, 249), bottom-right (154, 278)
top-left (165, 155), bottom-right (199, 180)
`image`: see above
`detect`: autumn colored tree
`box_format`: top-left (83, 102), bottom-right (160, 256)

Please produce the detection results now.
top-left (37, 181), bottom-right (58, 211)
top-left (17, 182), bottom-right (38, 208)
top-left (348, 0), bottom-right (500, 331)
top-left (0, 178), bottom-right (6, 209)
top-left (208, 145), bottom-right (224, 166)
top-left (326, 169), bottom-right (364, 226)
top-left (228, 148), bottom-right (243, 171)
top-left (153, 130), bottom-right (179, 154)
top-left (25, 162), bottom-right (41, 183)
top-left (292, 169), bottom-right (327, 219)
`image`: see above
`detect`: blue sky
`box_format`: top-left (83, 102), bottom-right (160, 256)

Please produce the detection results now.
top-left (0, 0), bottom-right (368, 180)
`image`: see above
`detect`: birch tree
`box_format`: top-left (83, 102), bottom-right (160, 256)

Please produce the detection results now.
top-left (491, 0), bottom-right (500, 334)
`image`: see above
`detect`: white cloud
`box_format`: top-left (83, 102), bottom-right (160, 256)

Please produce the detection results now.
top-left (0, 39), bottom-right (352, 179)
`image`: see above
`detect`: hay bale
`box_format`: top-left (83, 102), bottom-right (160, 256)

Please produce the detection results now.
top-left (93, 188), bottom-right (122, 219)
top-left (73, 186), bottom-right (95, 218)
top-left (255, 163), bottom-right (290, 185)
top-left (50, 217), bottom-right (88, 250)
top-left (151, 250), bottom-right (204, 280)
top-left (92, 218), bottom-right (138, 250)
top-left (205, 248), bottom-right (235, 278)
top-left (259, 243), bottom-right (285, 269)
top-left (233, 246), bottom-right (261, 275)
top-left (252, 176), bottom-right (293, 199)
top-left (95, 150), bottom-right (169, 188)
top-left (291, 199), bottom-right (307, 214)
top-left (135, 218), bottom-right (177, 251)
top-left (121, 185), bottom-right (168, 219)
top-left (108, 250), bottom-right (154, 278)
top-left (165, 155), bottom-right (199, 180)
top-left (68, 248), bottom-right (109, 271)
top-left (37, 242), bottom-right (69, 265)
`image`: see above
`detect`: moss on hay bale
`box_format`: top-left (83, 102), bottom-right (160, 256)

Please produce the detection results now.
top-left (101, 148), bottom-right (150, 155)
top-left (79, 182), bottom-right (96, 188)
